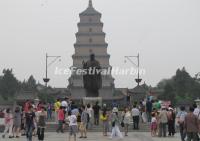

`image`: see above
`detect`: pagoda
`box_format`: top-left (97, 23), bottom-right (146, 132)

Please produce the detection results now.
top-left (68, 0), bottom-right (121, 102)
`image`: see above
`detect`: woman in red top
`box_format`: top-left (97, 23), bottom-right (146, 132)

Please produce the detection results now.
top-left (56, 107), bottom-right (64, 133)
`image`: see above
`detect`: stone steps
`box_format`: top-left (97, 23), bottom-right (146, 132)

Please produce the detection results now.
top-left (45, 122), bottom-right (150, 132)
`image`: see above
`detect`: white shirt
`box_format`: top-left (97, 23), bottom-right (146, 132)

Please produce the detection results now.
top-left (131, 108), bottom-right (140, 116)
top-left (87, 108), bottom-right (93, 118)
top-left (68, 115), bottom-right (77, 126)
top-left (151, 117), bottom-right (157, 123)
top-left (61, 101), bottom-right (68, 107)
top-left (193, 108), bottom-right (200, 119)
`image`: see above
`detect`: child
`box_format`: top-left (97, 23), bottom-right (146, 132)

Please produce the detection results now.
top-left (67, 111), bottom-right (78, 141)
top-left (151, 113), bottom-right (157, 137)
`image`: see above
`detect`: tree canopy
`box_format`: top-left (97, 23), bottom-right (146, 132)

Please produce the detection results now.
top-left (157, 67), bottom-right (200, 105)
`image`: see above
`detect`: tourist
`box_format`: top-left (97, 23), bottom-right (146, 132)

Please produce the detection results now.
top-left (93, 101), bottom-right (101, 125)
top-left (131, 105), bottom-right (140, 130)
top-left (158, 106), bottom-right (168, 137)
top-left (37, 101), bottom-right (44, 112)
top-left (193, 103), bottom-right (200, 140)
top-left (176, 106), bottom-right (187, 141)
top-left (86, 104), bottom-right (93, 129)
top-left (54, 98), bottom-right (61, 123)
top-left (139, 101), bottom-right (146, 123)
top-left (56, 106), bottom-right (65, 133)
top-left (21, 109), bottom-right (26, 136)
top-left (146, 98), bottom-right (153, 123)
top-left (47, 103), bottom-right (53, 120)
top-left (37, 106), bottom-right (47, 141)
top-left (184, 106), bottom-right (199, 141)
top-left (80, 105), bottom-right (88, 138)
top-left (122, 107), bottom-right (131, 136)
top-left (71, 104), bottom-right (79, 116)
top-left (2, 108), bottom-right (14, 139)
top-left (110, 107), bottom-right (123, 139)
top-left (25, 105), bottom-right (36, 141)
top-left (193, 103), bottom-right (200, 117)
top-left (24, 100), bottom-right (31, 114)
top-left (61, 97), bottom-right (69, 114)
top-left (67, 110), bottom-right (78, 141)
top-left (13, 107), bottom-right (21, 138)
top-left (167, 106), bottom-right (176, 136)
top-left (151, 113), bottom-right (158, 137)
top-left (32, 107), bottom-right (37, 136)
top-left (100, 110), bottom-right (109, 136)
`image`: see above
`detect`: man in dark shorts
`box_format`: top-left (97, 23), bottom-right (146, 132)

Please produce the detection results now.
top-left (93, 102), bottom-right (101, 125)
top-left (25, 105), bottom-right (36, 141)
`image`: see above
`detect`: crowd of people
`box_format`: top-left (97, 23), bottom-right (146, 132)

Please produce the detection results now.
top-left (0, 97), bottom-right (200, 141)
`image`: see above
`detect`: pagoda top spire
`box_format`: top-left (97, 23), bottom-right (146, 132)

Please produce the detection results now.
top-left (89, 0), bottom-right (93, 8)
top-left (80, 0), bottom-right (101, 16)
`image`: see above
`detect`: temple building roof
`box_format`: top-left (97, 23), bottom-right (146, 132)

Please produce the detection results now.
top-left (80, 0), bottom-right (101, 16)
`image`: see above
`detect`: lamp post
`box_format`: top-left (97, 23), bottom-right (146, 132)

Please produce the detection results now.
top-left (124, 53), bottom-right (142, 86)
top-left (43, 53), bottom-right (61, 87)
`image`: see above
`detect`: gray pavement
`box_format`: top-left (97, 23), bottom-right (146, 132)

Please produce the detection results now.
top-left (0, 132), bottom-right (181, 141)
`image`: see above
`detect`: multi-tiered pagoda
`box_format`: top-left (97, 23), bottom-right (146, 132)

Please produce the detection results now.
top-left (68, 0), bottom-right (123, 102)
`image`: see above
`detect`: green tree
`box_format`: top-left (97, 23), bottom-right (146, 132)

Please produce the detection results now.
top-left (157, 67), bottom-right (200, 105)
top-left (0, 69), bottom-right (20, 100)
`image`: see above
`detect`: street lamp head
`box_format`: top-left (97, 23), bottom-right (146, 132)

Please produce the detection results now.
top-left (43, 78), bottom-right (50, 83)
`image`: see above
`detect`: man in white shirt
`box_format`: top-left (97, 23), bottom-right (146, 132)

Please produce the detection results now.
top-left (131, 105), bottom-right (140, 130)
top-left (193, 104), bottom-right (200, 119)
top-left (61, 97), bottom-right (68, 113)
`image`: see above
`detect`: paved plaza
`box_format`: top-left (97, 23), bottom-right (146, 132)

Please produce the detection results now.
top-left (0, 132), bottom-right (181, 141)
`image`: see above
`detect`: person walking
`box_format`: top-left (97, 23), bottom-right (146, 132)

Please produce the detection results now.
top-left (110, 107), bottom-right (123, 139)
top-left (176, 106), bottom-right (187, 141)
top-left (123, 107), bottom-right (131, 136)
top-left (184, 106), bottom-right (199, 141)
top-left (37, 106), bottom-right (47, 141)
top-left (13, 107), bottom-right (21, 138)
top-left (54, 99), bottom-right (61, 123)
top-left (100, 110), bottom-right (109, 136)
top-left (86, 104), bottom-right (93, 129)
top-left (25, 106), bottom-right (36, 141)
top-left (158, 106), bottom-right (168, 137)
top-left (80, 105), bottom-right (88, 138)
top-left (2, 108), bottom-right (14, 139)
top-left (131, 105), bottom-right (140, 130)
top-left (146, 98), bottom-right (153, 123)
top-left (67, 110), bottom-right (78, 141)
top-left (56, 106), bottom-right (65, 133)
top-left (151, 113), bottom-right (158, 137)
top-left (167, 107), bottom-right (176, 136)
top-left (47, 103), bottom-right (52, 120)
top-left (93, 101), bottom-right (101, 125)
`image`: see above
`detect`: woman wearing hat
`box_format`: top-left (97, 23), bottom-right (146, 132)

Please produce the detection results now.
top-left (110, 107), bottom-right (123, 139)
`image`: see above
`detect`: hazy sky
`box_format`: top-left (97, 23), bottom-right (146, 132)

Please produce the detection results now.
top-left (0, 0), bottom-right (200, 88)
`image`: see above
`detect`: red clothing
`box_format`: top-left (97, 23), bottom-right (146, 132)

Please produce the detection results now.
top-left (37, 103), bottom-right (43, 111)
top-left (58, 109), bottom-right (64, 121)
top-left (24, 102), bottom-right (30, 113)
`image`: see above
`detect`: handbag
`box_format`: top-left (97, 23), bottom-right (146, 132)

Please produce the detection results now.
top-left (121, 121), bottom-right (125, 127)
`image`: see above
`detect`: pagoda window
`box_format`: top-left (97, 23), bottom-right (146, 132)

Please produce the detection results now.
top-left (89, 38), bottom-right (93, 43)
